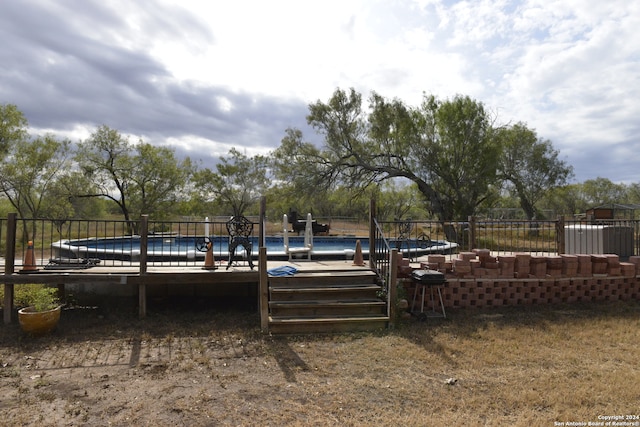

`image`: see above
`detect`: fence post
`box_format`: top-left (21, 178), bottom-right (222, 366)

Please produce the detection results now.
top-left (139, 215), bottom-right (148, 274)
top-left (260, 196), bottom-right (266, 248)
top-left (468, 216), bottom-right (476, 251)
top-left (3, 213), bottom-right (16, 324)
top-left (259, 247), bottom-right (269, 333)
top-left (369, 199), bottom-right (376, 270)
top-left (556, 216), bottom-right (565, 255)
top-left (138, 215), bottom-right (148, 319)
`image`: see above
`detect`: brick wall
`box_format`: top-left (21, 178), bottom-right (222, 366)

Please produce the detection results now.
top-left (399, 252), bottom-right (640, 310)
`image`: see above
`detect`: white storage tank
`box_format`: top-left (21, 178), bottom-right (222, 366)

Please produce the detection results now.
top-left (564, 224), bottom-right (634, 257)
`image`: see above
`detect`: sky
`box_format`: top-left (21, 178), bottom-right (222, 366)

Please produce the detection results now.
top-left (1, 0), bottom-right (639, 184)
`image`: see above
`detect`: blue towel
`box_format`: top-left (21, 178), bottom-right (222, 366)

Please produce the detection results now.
top-left (267, 265), bottom-right (298, 276)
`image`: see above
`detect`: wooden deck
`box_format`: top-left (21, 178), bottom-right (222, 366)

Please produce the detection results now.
top-left (2, 258), bottom-right (375, 325)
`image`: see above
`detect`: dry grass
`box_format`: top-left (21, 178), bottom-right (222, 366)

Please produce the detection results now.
top-left (1, 298), bottom-right (639, 426)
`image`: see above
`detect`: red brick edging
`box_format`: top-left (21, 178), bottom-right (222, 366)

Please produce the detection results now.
top-left (399, 252), bottom-right (640, 309)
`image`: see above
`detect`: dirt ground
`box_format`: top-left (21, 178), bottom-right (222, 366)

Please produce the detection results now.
top-left (1, 297), bottom-right (639, 427)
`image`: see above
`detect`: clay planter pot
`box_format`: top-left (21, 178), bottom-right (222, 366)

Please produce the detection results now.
top-left (18, 305), bottom-right (62, 336)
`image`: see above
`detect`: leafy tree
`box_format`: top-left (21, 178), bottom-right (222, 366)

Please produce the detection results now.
top-left (0, 104), bottom-right (92, 237)
top-left (538, 185), bottom-right (582, 217)
top-left (324, 185), bottom-right (372, 220)
top-left (0, 134), bottom-right (72, 240)
top-left (58, 171), bottom-right (108, 219)
top-left (181, 168), bottom-right (217, 217)
top-left (41, 172), bottom-right (108, 234)
top-left (413, 94), bottom-right (501, 220)
top-left (625, 183), bottom-right (640, 205)
top-left (273, 88), bottom-right (501, 240)
top-left (577, 177), bottom-right (627, 208)
top-left (74, 125), bottom-right (137, 229)
top-left (273, 128), bottom-right (328, 194)
top-left (75, 125), bottom-right (193, 232)
top-left (191, 148), bottom-right (270, 217)
top-left (541, 179), bottom-right (631, 218)
top-left (0, 198), bottom-right (15, 218)
top-left (497, 123), bottom-right (573, 220)
top-left (357, 181), bottom-right (424, 222)
top-left (0, 103), bottom-right (28, 157)
top-left (129, 142), bottom-right (194, 219)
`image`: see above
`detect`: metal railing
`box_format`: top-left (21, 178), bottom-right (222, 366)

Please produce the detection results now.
top-left (2, 215), bottom-right (259, 270)
top-left (371, 218), bottom-right (392, 280)
top-left (374, 217), bottom-right (640, 259)
top-left (470, 218), bottom-right (558, 255)
top-left (3, 214), bottom-right (640, 272)
top-left (374, 219), bottom-right (463, 261)
top-left (371, 218), bottom-right (397, 327)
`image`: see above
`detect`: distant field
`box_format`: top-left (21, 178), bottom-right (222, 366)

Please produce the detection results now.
top-left (267, 219), bottom-right (369, 237)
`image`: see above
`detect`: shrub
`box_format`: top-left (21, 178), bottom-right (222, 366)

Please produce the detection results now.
top-left (0, 284), bottom-right (60, 311)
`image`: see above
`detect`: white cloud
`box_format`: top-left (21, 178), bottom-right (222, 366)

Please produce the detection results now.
top-left (1, 0), bottom-right (639, 183)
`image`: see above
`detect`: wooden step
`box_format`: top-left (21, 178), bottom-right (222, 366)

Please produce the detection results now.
top-left (268, 270), bottom-right (378, 288)
top-left (269, 285), bottom-right (381, 301)
top-left (266, 269), bottom-right (389, 334)
top-left (269, 299), bottom-right (386, 317)
top-left (268, 315), bottom-right (390, 334)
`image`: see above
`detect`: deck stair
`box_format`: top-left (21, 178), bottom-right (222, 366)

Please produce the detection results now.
top-left (267, 269), bottom-right (390, 334)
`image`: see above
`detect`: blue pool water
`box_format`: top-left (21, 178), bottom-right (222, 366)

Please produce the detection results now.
top-left (51, 235), bottom-right (457, 261)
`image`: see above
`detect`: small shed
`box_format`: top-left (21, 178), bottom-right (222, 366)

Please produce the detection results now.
top-left (585, 204), bottom-right (640, 221)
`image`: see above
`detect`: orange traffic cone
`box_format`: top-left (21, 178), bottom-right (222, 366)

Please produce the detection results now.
top-left (21, 240), bottom-right (38, 272)
top-left (352, 239), bottom-right (365, 267)
top-left (202, 241), bottom-right (216, 270)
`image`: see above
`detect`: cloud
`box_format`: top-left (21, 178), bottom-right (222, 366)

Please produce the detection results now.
top-left (0, 0), bottom-right (639, 183)
top-left (0, 0), bottom-right (314, 168)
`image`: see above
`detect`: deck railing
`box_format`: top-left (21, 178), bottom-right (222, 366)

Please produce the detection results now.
top-left (371, 218), bottom-right (391, 277)
top-left (371, 217), bottom-right (397, 327)
top-left (3, 213), bottom-right (640, 272)
top-left (1, 215), bottom-right (259, 271)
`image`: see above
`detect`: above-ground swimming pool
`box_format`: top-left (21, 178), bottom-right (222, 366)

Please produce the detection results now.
top-left (51, 235), bottom-right (458, 262)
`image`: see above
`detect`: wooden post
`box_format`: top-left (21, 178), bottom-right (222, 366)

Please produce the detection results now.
top-left (388, 249), bottom-right (398, 329)
top-left (4, 213), bottom-right (17, 324)
top-left (3, 284), bottom-right (14, 325)
top-left (369, 198), bottom-right (376, 270)
top-left (259, 247), bottom-right (269, 333)
top-left (258, 196), bottom-right (267, 315)
top-left (139, 215), bottom-right (148, 275)
top-left (138, 215), bottom-right (148, 319)
top-left (556, 216), bottom-right (565, 255)
top-left (259, 196), bottom-right (266, 248)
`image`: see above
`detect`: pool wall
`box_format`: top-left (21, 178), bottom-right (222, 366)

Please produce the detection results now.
top-left (51, 235), bottom-right (458, 262)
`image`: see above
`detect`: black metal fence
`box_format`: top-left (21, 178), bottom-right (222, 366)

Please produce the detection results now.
top-left (372, 217), bottom-right (640, 260)
top-left (2, 215), bottom-right (259, 270)
top-left (3, 214), bottom-right (640, 271)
